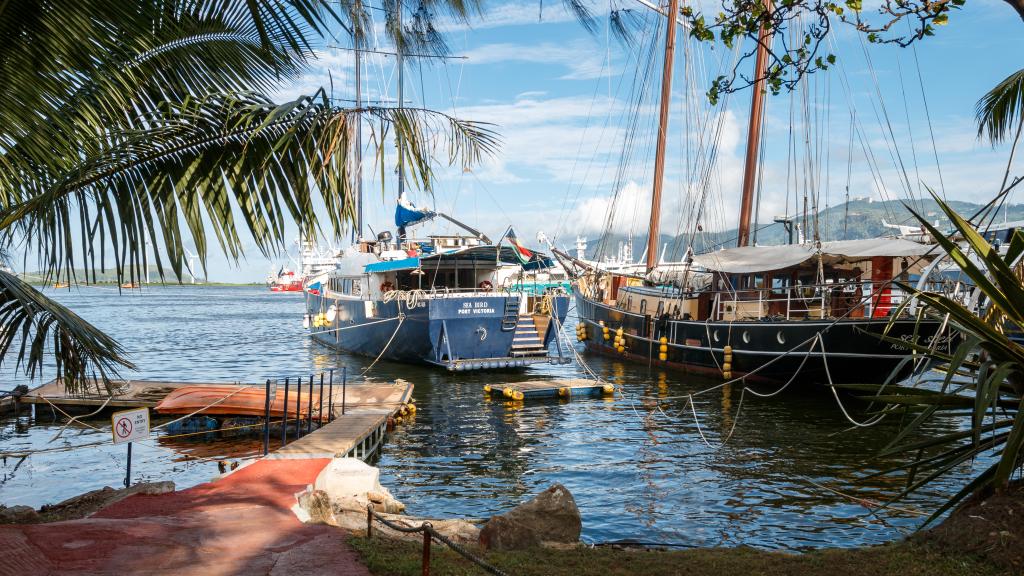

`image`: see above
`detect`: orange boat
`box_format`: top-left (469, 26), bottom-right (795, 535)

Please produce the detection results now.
top-left (155, 385), bottom-right (327, 420)
top-left (120, 282), bottom-right (139, 289)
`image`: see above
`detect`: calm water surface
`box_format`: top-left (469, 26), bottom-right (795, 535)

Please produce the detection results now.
top-left (0, 285), bottom-right (976, 549)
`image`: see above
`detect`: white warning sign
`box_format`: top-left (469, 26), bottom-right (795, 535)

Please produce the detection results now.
top-left (111, 407), bottom-right (150, 445)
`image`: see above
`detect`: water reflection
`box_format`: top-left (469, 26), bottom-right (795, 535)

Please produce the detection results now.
top-left (0, 286), bottom-right (975, 549)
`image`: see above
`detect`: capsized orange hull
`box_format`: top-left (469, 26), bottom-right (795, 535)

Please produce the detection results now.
top-left (155, 385), bottom-right (327, 419)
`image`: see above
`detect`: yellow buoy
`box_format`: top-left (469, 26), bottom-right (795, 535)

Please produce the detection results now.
top-left (558, 387), bottom-right (570, 397)
top-left (722, 362), bottom-right (732, 372)
top-left (503, 387), bottom-right (514, 398)
top-left (602, 384), bottom-right (614, 395)
top-left (660, 336), bottom-right (668, 344)
top-left (408, 404), bottom-right (417, 414)
top-left (659, 344), bottom-right (668, 353)
top-left (512, 391), bottom-right (524, 401)
top-left (659, 353), bottom-right (667, 361)
top-left (617, 345), bottom-right (625, 353)
top-left (483, 385), bottom-right (492, 393)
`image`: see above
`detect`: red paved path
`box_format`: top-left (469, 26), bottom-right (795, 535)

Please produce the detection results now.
top-left (0, 458), bottom-right (372, 576)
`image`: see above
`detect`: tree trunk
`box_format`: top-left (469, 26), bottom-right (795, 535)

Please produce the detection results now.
top-left (1005, 0), bottom-right (1024, 21)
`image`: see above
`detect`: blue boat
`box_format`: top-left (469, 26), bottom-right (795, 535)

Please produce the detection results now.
top-left (305, 17), bottom-right (569, 371)
top-left (304, 233), bottom-right (571, 371)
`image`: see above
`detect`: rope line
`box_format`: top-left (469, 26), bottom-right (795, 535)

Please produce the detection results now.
top-left (367, 506), bottom-right (509, 576)
top-left (359, 313), bottom-right (406, 376)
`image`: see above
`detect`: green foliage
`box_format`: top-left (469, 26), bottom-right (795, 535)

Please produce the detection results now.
top-left (866, 191), bottom-right (1024, 525)
top-left (0, 1), bottom-right (498, 391)
top-left (678, 0), bottom-right (971, 98)
top-left (976, 68), bottom-right (1024, 145)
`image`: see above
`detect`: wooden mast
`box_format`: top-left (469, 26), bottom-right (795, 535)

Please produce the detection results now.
top-left (736, 4), bottom-right (772, 248)
top-left (646, 0), bottom-right (680, 272)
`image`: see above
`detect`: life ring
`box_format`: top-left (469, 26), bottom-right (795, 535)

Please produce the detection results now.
top-left (381, 281), bottom-right (395, 293)
top-left (478, 280), bottom-right (493, 292)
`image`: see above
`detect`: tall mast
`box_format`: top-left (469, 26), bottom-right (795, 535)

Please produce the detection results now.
top-left (395, 0), bottom-right (405, 200)
top-left (354, 0), bottom-right (364, 240)
top-left (736, 4), bottom-right (772, 248)
top-left (646, 0), bottom-right (680, 273)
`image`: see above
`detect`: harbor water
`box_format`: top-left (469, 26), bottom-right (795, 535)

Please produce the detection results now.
top-left (0, 285), bottom-right (977, 549)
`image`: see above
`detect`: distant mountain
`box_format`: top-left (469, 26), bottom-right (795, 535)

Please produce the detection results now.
top-left (580, 199), bottom-right (1024, 262)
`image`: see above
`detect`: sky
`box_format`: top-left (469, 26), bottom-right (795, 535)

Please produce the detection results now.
top-left (98, 1), bottom-right (1024, 281)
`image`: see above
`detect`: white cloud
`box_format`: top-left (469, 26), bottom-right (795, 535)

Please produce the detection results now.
top-left (464, 39), bottom-right (610, 80)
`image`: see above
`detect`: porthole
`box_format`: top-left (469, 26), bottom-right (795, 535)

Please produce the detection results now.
top-left (712, 329), bottom-right (720, 342)
top-left (776, 330), bottom-right (786, 345)
top-left (742, 330), bottom-right (751, 344)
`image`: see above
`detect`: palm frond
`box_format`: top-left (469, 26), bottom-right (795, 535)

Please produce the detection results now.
top-left (1, 92), bottom-right (499, 284)
top-left (976, 68), bottom-right (1024, 145)
top-left (0, 271), bottom-right (133, 391)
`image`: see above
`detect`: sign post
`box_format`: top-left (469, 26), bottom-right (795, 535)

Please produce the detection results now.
top-left (111, 407), bottom-right (150, 488)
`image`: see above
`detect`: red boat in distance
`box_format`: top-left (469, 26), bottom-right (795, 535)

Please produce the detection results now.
top-left (267, 266), bottom-right (303, 292)
top-left (155, 385), bottom-right (327, 420)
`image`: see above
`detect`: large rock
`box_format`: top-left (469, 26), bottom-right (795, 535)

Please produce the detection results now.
top-left (0, 505), bottom-right (39, 524)
top-left (479, 484), bottom-right (581, 550)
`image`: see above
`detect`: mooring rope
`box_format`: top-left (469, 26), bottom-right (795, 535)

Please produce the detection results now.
top-left (367, 506), bottom-right (509, 576)
top-left (359, 313), bottom-right (406, 376)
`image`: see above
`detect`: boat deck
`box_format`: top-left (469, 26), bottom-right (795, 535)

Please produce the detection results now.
top-left (484, 378), bottom-right (613, 400)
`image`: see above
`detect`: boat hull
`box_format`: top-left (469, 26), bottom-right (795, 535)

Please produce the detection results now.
top-left (307, 291), bottom-right (572, 371)
top-left (574, 292), bottom-right (954, 386)
top-left (155, 385), bottom-right (325, 420)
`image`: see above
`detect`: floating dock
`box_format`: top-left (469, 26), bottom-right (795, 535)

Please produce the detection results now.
top-left (484, 378), bottom-right (613, 400)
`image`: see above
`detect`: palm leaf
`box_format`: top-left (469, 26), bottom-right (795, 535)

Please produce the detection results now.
top-left (0, 271), bottom-right (133, 389)
top-left (977, 68), bottom-right (1024, 145)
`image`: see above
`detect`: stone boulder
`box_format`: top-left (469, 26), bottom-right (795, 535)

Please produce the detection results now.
top-left (479, 484), bottom-right (581, 550)
top-left (0, 505), bottom-right (39, 524)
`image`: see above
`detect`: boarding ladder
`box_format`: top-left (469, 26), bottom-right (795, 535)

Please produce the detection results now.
top-left (501, 297), bottom-right (520, 331)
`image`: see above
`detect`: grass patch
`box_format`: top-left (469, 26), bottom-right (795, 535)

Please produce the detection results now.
top-left (348, 535), bottom-right (1006, 576)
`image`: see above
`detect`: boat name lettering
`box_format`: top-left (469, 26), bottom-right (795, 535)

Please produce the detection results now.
top-left (458, 301), bottom-right (496, 315)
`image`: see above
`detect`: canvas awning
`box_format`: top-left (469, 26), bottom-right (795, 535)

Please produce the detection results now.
top-left (362, 245), bottom-right (554, 274)
top-left (691, 238), bottom-right (937, 274)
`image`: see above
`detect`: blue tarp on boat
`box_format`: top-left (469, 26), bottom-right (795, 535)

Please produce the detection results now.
top-left (364, 257), bottom-right (421, 273)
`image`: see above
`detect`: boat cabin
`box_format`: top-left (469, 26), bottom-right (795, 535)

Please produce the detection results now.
top-left (585, 238), bottom-right (935, 323)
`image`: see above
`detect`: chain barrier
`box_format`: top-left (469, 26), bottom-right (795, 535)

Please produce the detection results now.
top-left (366, 505), bottom-right (510, 576)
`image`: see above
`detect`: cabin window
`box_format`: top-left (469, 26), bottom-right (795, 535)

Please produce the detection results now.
top-left (639, 300), bottom-right (647, 315)
top-left (627, 296), bottom-right (633, 311)
top-left (751, 275), bottom-right (765, 289)
top-left (656, 301), bottom-right (665, 317)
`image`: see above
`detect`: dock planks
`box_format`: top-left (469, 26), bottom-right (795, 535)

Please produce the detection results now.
top-left (270, 379), bottom-right (413, 459)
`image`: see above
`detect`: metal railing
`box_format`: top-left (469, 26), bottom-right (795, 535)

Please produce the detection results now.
top-left (262, 367), bottom-right (348, 456)
top-left (710, 281), bottom-right (908, 321)
top-left (366, 505), bottom-right (509, 576)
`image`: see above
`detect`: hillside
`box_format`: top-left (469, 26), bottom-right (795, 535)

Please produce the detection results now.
top-left (583, 199), bottom-right (1024, 261)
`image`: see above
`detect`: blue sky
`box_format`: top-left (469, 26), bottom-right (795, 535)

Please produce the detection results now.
top-left (140, 1), bottom-right (1024, 280)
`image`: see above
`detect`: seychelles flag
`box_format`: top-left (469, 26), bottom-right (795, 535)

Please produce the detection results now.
top-left (505, 228), bottom-right (535, 264)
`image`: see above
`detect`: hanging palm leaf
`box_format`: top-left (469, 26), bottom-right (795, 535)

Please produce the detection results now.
top-left (0, 1), bottom-right (499, 393)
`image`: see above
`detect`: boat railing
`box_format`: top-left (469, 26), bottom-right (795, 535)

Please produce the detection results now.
top-left (711, 280), bottom-right (908, 321)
